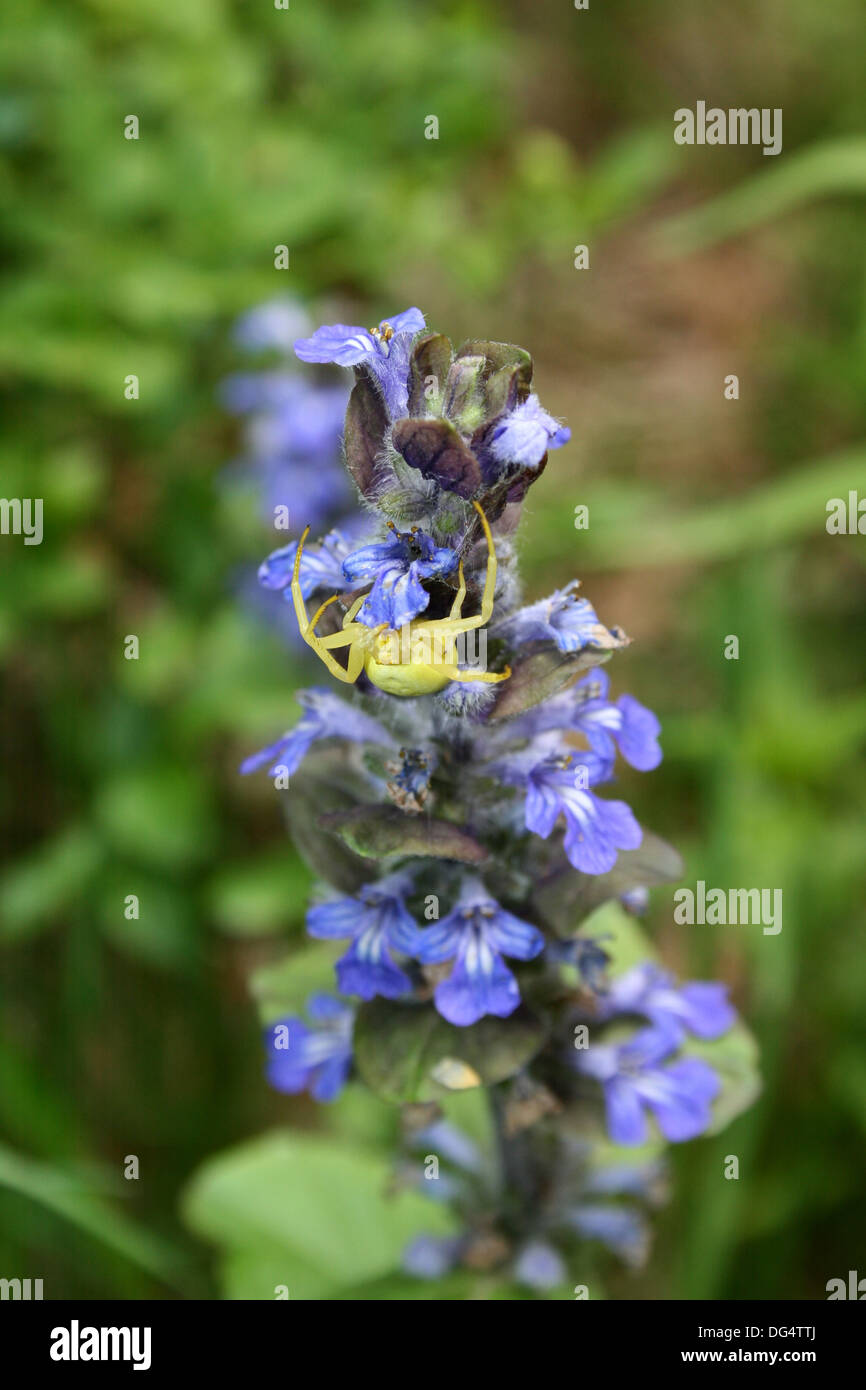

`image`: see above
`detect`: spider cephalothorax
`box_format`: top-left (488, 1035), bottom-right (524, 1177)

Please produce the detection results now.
top-left (291, 501), bottom-right (511, 697)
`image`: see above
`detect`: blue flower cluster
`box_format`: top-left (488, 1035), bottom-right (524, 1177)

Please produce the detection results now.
top-left (573, 960), bottom-right (736, 1145)
top-left (400, 1117), bottom-right (669, 1284)
top-left (223, 299), bottom-right (367, 643)
top-left (237, 305), bottom-right (752, 1279)
top-left (224, 299), bottom-right (355, 535)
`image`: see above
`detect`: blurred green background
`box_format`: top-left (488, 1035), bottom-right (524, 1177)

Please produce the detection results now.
top-left (1, 0), bottom-right (865, 1299)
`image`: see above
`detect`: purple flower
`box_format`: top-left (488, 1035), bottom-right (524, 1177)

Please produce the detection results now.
top-left (403, 1235), bottom-right (463, 1280)
top-left (239, 687), bottom-right (390, 776)
top-left (620, 886), bottom-right (650, 915)
top-left (599, 962), bottom-right (736, 1044)
top-left (489, 394), bottom-right (570, 471)
top-left (583, 1158), bottom-right (667, 1204)
top-left (342, 527), bottom-right (458, 628)
top-left (294, 307), bottom-right (425, 419)
top-left (415, 880), bottom-right (544, 1026)
top-left (222, 371), bottom-right (304, 414)
top-left (494, 582), bottom-right (627, 655)
top-left (569, 669), bottom-right (661, 771)
top-left (546, 934), bottom-right (611, 991)
top-left (265, 994), bottom-right (353, 1103)
top-left (234, 299), bottom-right (312, 353)
top-left (251, 381), bottom-right (347, 459)
top-left (258, 529), bottom-right (356, 600)
top-left (565, 1204), bottom-right (649, 1268)
top-left (255, 459), bottom-right (344, 533)
top-left (513, 1241), bottom-right (567, 1290)
top-left (222, 364), bottom-right (351, 532)
top-left (496, 748), bottom-right (642, 875)
top-left (500, 671), bottom-right (661, 774)
top-left (527, 754), bottom-right (641, 875)
top-left (513, 670), bottom-right (660, 768)
top-left (306, 873), bottom-right (423, 1001)
top-left (576, 1027), bottom-right (721, 1145)
top-left (408, 1120), bottom-right (483, 1173)
top-left (385, 746), bottom-right (436, 813)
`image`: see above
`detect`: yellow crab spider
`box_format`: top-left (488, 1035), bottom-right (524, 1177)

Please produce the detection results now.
top-left (291, 500), bottom-right (511, 697)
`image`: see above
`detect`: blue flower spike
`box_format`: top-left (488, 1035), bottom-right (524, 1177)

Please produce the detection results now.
top-left (235, 306), bottom-right (756, 1283)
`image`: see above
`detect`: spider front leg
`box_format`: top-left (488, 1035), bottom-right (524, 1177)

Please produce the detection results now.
top-left (314, 593), bottom-right (372, 648)
top-left (439, 663), bottom-right (511, 684)
top-left (291, 529), bottom-right (360, 683)
top-left (441, 500), bottom-right (498, 633)
top-left (448, 561), bottom-right (467, 619)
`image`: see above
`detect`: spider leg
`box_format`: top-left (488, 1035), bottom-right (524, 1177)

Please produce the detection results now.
top-left (291, 532), bottom-right (359, 683)
top-left (290, 526), bottom-right (313, 633)
top-left (472, 500), bottom-right (497, 624)
top-left (438, 502), bottom-right (498, 633)
top-left (303, 635), bottom-right (359, 683)
top-left (314, 591), bottom-right (371, 648)
top-left (317, 623), bottom-right (367, 650)
top-left (342, 593), bottom-right (367, 626)
top-left (308, 592), bottom-right (341, 632)
top-left (346, 641), bottom-right (367, 682)
top-left (439, 664), bottom-right (511, 684)
top-left (448, 561), bottom-right (467, 619)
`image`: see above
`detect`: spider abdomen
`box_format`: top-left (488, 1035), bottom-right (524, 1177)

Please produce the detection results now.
top-left (363, 655), bottom-right (452, 697)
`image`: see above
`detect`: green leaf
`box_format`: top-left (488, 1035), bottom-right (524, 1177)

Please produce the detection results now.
top-left (282, 771), bottom-right (373, 893)
top-left (182, 1130), bottom-right (452, 1299)
top-left (483, 362), bottom-right (529, 421)
top-left (98, 874), bottom-right (198, 971)
top-left (658, 136), bottom-right (866, 254)
top-left (580, 899), bottom-right (663, 973)
top-left (94, 766), bottom-right (215, 870)
top-left (533, 831), bottom-right (683, 935)
top-left (684, 1024), bottom-right (762, 1135)
top-left (442, 355), bottom-right (486, 433)
top-left (566, 448), bottom-right (866, 570)
top-left (354, 999), bottom-right (546, 1103)
top-left (407, 333), bottom-right (453, 416)
top-left (320, 806), bottom-right (488, 864)
top-left (0, 825), bottom-right (102, 941)
top-left (489, 646), bottom-right (619, 721)
top-left (207, 850), bottom-right (313, 937)
top-left (249, 942), bottom-right (340, 1023)
top-left (456, 339), bottom-right (533, 394)
top-left (0, 1142), bottom-right (188, 1290)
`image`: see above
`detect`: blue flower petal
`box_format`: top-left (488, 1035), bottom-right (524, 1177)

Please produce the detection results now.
top-left (336, 934), bottom-right (413, 1001)
top-left (486, 909), bottom-right (545, 961)
top-left (434, 947), bottom-right (521, 1026)
top-left (615, 695), bottom-right (663, 771)
top-left (294, 323), bottom-right (376, 366)
top-left (386, 307), bottom-right (426, 336)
